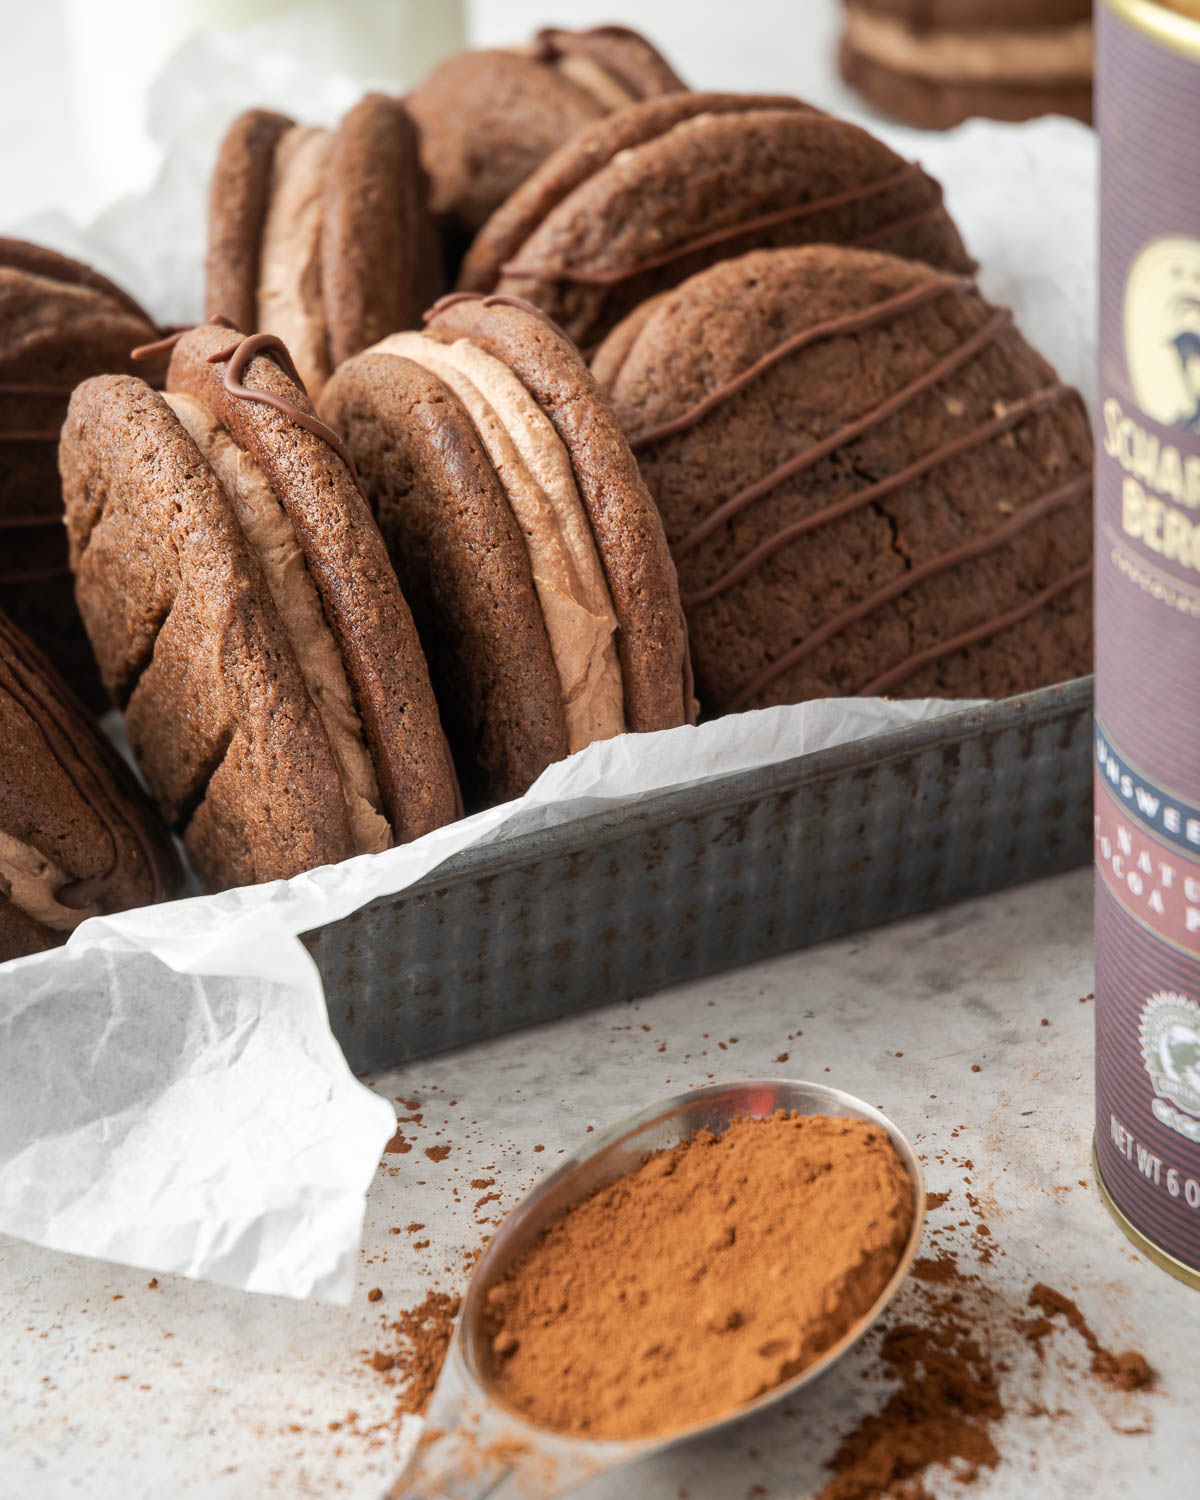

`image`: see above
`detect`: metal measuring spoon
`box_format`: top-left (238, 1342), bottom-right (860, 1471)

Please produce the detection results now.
top-left (387, 1078), bottom-right (925, 1500)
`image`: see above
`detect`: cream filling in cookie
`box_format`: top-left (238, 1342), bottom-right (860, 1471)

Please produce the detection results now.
top-left (257, 124), bottom-right (333, 399)
top-left (0, 827), bottom-right (98, 932)
top-left (843, 9), bottom-right (1093, 82)
top-left (164, 392), bottom-right (392, 856)
top-left (553, 53), bottom-right (639, 111)
top-left (508, 43), bottom-right (639, 112)
top-left (370, 332), bottom-right (626, 752)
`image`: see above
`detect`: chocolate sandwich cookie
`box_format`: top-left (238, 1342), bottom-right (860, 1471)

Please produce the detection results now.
top-left (839, 0), bottom-right (1093, 130)
top-left (60, 324), bottom-right (459, 891)
top-left (321, 294), bottom-right (692, 808)
top-left (594, 246), bottom-right (1092, 713)
top-left (408, 26), bottom-right (685, 246)
top-left (205, 94), bottom-right (435, 400)
top-left (460, 94), bottom-right (974, 350)
top-left (0, 608), bottom-right (179, 962)
top-left (0, 238), bottom-right (161, 709)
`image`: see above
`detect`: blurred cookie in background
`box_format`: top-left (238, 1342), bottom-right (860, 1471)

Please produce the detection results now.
top-left (838, 0), bottom-right (1093, 129)
top-left (408, 25), bottom-right (685, 255)
top-left (206, 94), bottom-right (436, 400)
top-left (461, 94), bottom-right (973, 351)
top-left (0, 607), bottom-right (179, 962)
top-left (0, 238), bottom-right (162, 712)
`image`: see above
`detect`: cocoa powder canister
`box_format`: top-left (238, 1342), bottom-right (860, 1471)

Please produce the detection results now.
top-left (478, 1111), bottom-right (915, 1440)
top-left (1095, 0), bottom-right (1200, 1283)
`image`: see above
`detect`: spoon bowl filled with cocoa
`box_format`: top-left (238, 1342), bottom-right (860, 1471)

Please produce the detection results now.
top-left (389, 1078), bottom-right (924, 1499)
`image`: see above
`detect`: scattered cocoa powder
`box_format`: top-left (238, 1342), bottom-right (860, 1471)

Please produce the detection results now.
top-left (366, 1287), bottom-right (382, 1303)
top-left (1022, 1284), bottom-right (1154, 1392)
top-left (384, 1127), bottom-right (411, 1154)
top-left (817, 1237), bottom-right (1154, 1499)
top-left (424, 1145), bottom-right (451, 1163)
top-left (482, 1112), bottom-right (914, 1439)
top-left (819, 1265), bottom-right (1003, 1500)
top-left (368, 1290), bottom-right (461, 1417)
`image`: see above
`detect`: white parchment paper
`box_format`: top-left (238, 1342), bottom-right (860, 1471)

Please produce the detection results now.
top-left (0, 16), bottom-right (1097, 1302)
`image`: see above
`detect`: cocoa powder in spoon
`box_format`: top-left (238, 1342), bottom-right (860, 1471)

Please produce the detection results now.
top-left (482, 1111), bottom-right (914, 1439)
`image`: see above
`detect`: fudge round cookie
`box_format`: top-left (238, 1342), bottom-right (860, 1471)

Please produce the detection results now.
top-left (458, 93), bottom-right (813, 296)
top-left (0, 608), bottom-right (179, 963)
top-left (321, 294), bottom-right (692, 807)
top-left (839, 0), bottom-right (1093, 130)
top-left (408, 26), bottom-right (685, 243)
top-left (463, 95), bottom-right (974, 350)
top-left (0, 238), bottom-right (161, 709)
top-left (594, 246), bottom-right (1093, 714)
top-left (205, 94), bottom-right (434, 398)
top-left (60, 324), bottom-right (459, 890)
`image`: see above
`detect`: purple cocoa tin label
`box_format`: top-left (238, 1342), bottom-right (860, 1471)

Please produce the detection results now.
top-left (1096, 0), bottom-right (1200, 1273)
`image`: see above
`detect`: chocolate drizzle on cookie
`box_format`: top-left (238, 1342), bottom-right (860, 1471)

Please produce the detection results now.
top-left (673, 304), bottom-right (1016, 561)
top-left (499, 162), bottom-right (931, 286)
top-left (724, 472), bottom-right (1091, 711)
top-left (0, 613), bottom-right (174, 910)
top-left (630, 275), bottom-right (972, 452)
top-left (857, 560), bottom-right (1092, 697)
top-left (425, 290), bottom-right (572, 342)
top-left (205, 331), bottom-right (361, 480)
top-left (131, 313), bottom-right (236, 363)
top-left (682, 383), bottom-right (1076, 609)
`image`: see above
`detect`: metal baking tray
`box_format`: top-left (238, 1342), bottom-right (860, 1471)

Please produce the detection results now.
top-left (306, 676), bottom-right (1094, 1075)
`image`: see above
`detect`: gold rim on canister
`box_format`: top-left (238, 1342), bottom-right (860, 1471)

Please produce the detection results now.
top-left (1103, 0), bottom-right (1200, 58)
top-left (1093, 1142), bottom-right (1200, 1290)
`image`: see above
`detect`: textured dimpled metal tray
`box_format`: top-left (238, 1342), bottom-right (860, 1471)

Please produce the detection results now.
top-left (306, 676), bottom-right (1094, 1076)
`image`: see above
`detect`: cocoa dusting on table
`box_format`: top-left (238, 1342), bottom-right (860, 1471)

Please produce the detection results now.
top-left (1022, 1284), bottom-right (1154, 1392)
top-left (424, 1144), bottom-right (452, 1163)
top-left (818, 1249), bottom-right (1001, 1500)
top-left (367, 1289), bottom-right (461, 1418)
top-left (482, 1112), bottom-right (914, 1439)
top-left (816, 1194), bottom-right (1155, 1500)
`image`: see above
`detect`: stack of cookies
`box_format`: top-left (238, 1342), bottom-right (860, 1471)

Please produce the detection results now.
top-left (0, 239), bottom-right (162, 708)
top-left (838, 1), bottom-right (1094, 129)
top-left (0, 19), bottom-right (1094, 944)
top-left (0, 607), bottom-right (178, 961)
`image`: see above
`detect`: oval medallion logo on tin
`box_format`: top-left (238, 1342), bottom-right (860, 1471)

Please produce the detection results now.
top-left (1124, 235), bottom-right (1200, 431)
top-left (1141, 990), bottom-right (1200, 1117)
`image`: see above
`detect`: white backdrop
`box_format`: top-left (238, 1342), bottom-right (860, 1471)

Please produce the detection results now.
top-left (1, 0), bottom-right (858, 223)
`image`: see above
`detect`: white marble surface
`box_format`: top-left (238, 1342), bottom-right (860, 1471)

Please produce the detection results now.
top-left (1, 867), bottom-right (1193, 1498)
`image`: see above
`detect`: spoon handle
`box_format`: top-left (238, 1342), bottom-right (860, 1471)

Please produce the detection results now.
top-left (384, 1341), bottom-right (616, 1500)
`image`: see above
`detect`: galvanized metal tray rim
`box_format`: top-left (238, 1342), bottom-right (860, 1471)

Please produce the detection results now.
top-left (314, 675), bottom-right (1093, 927)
